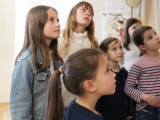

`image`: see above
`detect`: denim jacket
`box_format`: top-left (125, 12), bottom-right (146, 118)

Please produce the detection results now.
top-left (10, 46), bottom-right (61, 120)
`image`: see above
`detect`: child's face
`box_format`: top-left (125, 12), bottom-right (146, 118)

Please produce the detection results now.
top-left (43, 8), bottom-right (60, 45)
top-left (75, 5), bottom-right (93, 28)
top-left (141, 29), bottom-right (160, 51)
top-left (107, 40), bottom-right (124, 62)
top-left (93, 55), bottom-right (116, 95)
top-left (128, 22), bottom-right (141, 38)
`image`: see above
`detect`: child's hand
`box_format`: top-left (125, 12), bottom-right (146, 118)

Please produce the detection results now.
top-left (141, 93), bottom-right (160, 107)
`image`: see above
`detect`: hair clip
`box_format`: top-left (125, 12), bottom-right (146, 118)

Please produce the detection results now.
top-left (59, 66), bottom-right (63, 74)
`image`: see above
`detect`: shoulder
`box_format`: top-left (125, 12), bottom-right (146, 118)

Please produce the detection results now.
top-left (115, 67), bottom-right (128, 83)
top-left (14, 49), bottom-right (35, 76)
top-left (133, 56), bottom-right (145, 66)
top-left (118, 67), bottom-right (128, 76)
top-left (128, 56), bottom-right (145, 72)
top-left (15, 47), bottom-right (42, 71)
top-left (120, 67), bottom-right (128, 72)
top-left (17, 48), bottom-right (32, 64)
top-left (64, 100), bottom-right (103, 120)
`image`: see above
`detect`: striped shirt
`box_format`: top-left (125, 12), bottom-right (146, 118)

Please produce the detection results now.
top-left (124, 55), bottom-right (160, 110)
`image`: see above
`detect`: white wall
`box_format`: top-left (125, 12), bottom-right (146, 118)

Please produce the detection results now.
top-left (0, 0), bottom-right (15, 103)
top-left (145, 0), bottom-right (159, 34)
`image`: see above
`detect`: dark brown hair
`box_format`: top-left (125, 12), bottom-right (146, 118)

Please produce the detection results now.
top-left (47, 48), bottom-right (105, 120)
top-left (123, 18), bottom-right (142, 50)
top-left (132, 26), bottom-right (152, 48)
top-left (15, 5), bottom-right (63, 70)
top-left (100, 37), bottom-right (119, 53)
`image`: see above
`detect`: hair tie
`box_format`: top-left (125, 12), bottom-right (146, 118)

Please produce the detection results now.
top-left (59, 66), bottom-right (63, 74)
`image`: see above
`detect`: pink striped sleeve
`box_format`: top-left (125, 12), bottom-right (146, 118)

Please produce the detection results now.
top-left (124, 64), bottom-right (143, 103)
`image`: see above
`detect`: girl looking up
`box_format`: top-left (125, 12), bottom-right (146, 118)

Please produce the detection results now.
top-left (123, 18), bottom-right (142, 71)
top-left (96, 37), bottom-right (131, 120)
top-left (10, 5), bottom-right (62, 120)
top-left (58, 1), bottom-right (98, 107)
top-left (58, 1), bottom-right (98, 61)
top-left (123, 18), bottom-right (142, 119)
top-left (125, 26), bottom-right (160, 120)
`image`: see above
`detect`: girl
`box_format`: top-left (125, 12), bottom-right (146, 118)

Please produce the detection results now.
top-left (124, 26), bottom-right (160, 120)
top-left (123, 18), bottom-right (142, 71)
top-left (58, 1), bottom-right (98, 107)
top-left (47, 48), bottom-right (116, 120)
top-left (58, 1), bottom-right (98, 61)
top-left (10, 5), bottom-right (62, 120)
top-left (123, 18), bottom-right (142, 120)
top-left (96, 37), bottom-right (131, 120)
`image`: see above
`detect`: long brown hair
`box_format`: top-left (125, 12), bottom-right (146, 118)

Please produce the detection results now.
top-left (123, 18), bottom-right (142, 50)
top-left (62, 1), bottom-right (98, 57)
top-left (47, 48), bottom-right (105, 120)
top-left (15, 5), bottom-right (62, 70)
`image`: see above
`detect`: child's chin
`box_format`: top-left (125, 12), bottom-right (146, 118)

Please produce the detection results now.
top-left (108, 89), bottom-right (116, 95)
top-left (112, 90), bottom-right (116, 94)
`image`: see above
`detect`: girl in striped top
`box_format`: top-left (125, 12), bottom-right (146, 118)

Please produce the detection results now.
top-left (124, 26), bottom-right (160, 120)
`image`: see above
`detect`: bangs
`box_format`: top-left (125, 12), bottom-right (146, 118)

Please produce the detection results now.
top-left (78, 4), bottom-right (94, 16)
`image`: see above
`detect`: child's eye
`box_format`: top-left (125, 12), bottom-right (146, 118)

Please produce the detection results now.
top-left (88, 10), bottom-right (93, 16)
top-left (148, 35), bottom-right (153, 40)
top-left (89, 12), bottom-right (93, 16)
top-left (81, 8), bottom-right (86, 11)
top-left (49, 19), bottom-right (54, 22)
top-left (133, 26), bottom-right (136, 30)
top-left (106, 68), bottom-right (110, 72)
top-left (113, 48), bottom-right (117, 51)
top-left (155, 32), bottom-right (157, 35)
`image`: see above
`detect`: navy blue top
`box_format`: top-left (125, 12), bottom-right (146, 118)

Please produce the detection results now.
top-left (63, 99), bottom-right (104, 120)
top-left (95, 67), bottom-right (131, 120)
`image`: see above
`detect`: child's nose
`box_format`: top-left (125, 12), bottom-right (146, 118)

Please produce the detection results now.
top-left (86, 10), bottom-right (91, 16)
top-left (156, 35), bottom-right (160, 40)
top-left (118, 49), bottom-right (123, 54)
top-left (57, 22), bottom-right (60, 27)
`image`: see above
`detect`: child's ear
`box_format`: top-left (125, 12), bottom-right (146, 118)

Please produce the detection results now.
top-left (83, 80), bottom-right (96, 92)
top-left (139, 45), bottom-right (147, 51)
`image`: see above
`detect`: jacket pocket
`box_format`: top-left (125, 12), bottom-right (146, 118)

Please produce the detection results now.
top-left (34, 72), bottom-right (50, 95)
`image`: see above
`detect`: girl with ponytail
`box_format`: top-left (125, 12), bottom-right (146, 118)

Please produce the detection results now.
top-left (47, 48), bottom-right (116, 120)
